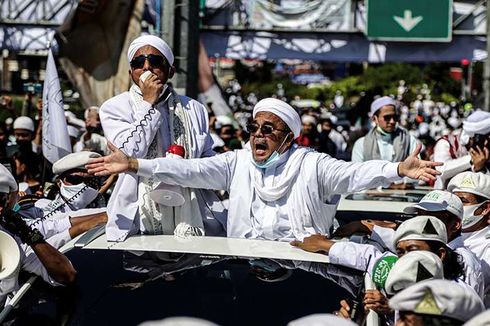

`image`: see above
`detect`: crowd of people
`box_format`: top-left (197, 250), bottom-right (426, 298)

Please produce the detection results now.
top-left (1, 33), bottom-right (490, 325)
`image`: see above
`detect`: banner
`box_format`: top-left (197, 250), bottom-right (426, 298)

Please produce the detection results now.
top-left (42, 49), bottom-right (72, 163)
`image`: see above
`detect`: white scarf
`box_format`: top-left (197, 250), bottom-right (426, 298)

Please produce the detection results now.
top-left (129, 84), bottom-right (204, 235)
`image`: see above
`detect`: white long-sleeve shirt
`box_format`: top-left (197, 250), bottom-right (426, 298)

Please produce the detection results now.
top-left (136, 146), bottom-right (402, 241)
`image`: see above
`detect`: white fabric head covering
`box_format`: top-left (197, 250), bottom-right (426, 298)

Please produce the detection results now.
top-left (13, 116), bottom-right (34, 132)
top-left (462, 110), bottom-right (490, 136)
top-left (287, 314), bottom-right (357, 326)
top-left (448, 172), bottom-right (490, 200)
top-left (370, 96), bottom-right (397, 117)
top-left (127, 35), bottom-right (174, 65)
top-left (464, 310), bottom-right (490, 326)
top-left (393, 215), bottom-right (448, 246)
top-left (0, 164), bottom-right (18, 193)
top-left (253, 98), bottom-right (301, 138)
top-left (385, 251), bottom-right (444, 296)
top-left (301, 115), bottom-right (317, 126)
top-left (389, 279), bottom-right (484, 322)
top-left (52, 151), bottom-right (101, 175)
top-left (404, 190), bottom-right (464, 220)
top-left (5, 117), bottom-right (13, 125)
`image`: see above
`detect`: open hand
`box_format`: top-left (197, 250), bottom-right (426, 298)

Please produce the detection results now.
top-left (86, 142), bottom-right (136, 176)
top-left (398, 144), bottom-right (443, 182)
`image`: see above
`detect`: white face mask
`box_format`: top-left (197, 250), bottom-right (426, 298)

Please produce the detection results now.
top-left (462, 201), bottom-right (489, 229)
top-left (60, 181), bottom-right (99, 211)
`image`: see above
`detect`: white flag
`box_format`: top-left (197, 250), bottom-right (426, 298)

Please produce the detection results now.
top-left (42, 49), bottom-right (72, 163)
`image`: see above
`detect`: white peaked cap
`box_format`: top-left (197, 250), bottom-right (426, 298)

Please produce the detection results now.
top-left (253, 98), bottom-right (301, 138)
top-left (393, 215), bottom-right (448, 246)
top-left (404, 190), bottom-right (464, 220)
top-left (0, 164), bottom-right (18, 193)
top-left (389, 279), bottom-right (484, 322)
top-left (448, 171), bottom-right (490, 200)
top-left (52, 151), bottom-right (101, 175)
top-left (128, 34), bottom-right (174, 65)
top-left (13, 116), bottom-right (34, 132)
top-left (385, 251), bottom-right (444, 296)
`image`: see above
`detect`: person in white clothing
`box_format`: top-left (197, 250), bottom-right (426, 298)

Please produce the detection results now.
top-left (447, 171), bottom-right (490, 306)
top-left (73, 106), bottom-right (110, 155)
top-left (88, 97), bottom-right (442, 242)
top-left (0, 164), bottom-right (76, 306)
top-left (351, 96), bottom-right (419, 163)
top-left (99, 35), bottom-right (226, 242)
top-left (435, 110), bottom-right (490, 188)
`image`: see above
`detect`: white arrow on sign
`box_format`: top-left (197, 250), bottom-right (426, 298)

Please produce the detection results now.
top-left (393, 10), bottom-right (423, 32)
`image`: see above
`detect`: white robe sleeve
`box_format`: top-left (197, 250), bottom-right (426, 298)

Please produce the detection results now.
top-left (137, 150), bottom-right (237, 191)
top-left (100, 94), bottom-right (162, 158)
top-left (328, 241), bottom-right (390, 274)
top-left (318, 156), bottom-right (400, 198)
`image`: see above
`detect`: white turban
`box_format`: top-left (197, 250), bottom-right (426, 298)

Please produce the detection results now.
top-left (301, 115), bottom-right (317, 126)
top-left (253, 98), bottom-right (301, 138)
top-left (370, 96), bottom-right (397, 117)
top-left (0, 164), bottom-right (17, 193)
top-left (461, 110), bottom-right (490, 145)
top-left (127, 35), bottom-right (174, 65)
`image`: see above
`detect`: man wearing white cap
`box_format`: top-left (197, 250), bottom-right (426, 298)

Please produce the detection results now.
top-left (389, 279), bottom-right (484, 325)
top-left (435, 110), bottom-right (490, 189)
top-left (448, 171), bottom-right (490, 306)
top-left (352, 96), bottom-right (419, 164)
top-left (88, 97), bottom-right (442, 242)
top-left (296, 114), bottom-right (319, 149)
top-left (99, 34), bottom-right (226, 241)
top-left (6, 116), bottom-right (42, 156)
top-left (0, 164), bottom-right (76, 305)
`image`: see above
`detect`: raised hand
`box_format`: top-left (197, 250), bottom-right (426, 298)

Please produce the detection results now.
top-left (86, 142), bottom-right (138, 176)
top-left (398, 144), bottom-right (443, 182)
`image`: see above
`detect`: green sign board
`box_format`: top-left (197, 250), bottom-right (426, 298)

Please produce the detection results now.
top-left (366, 0), bottom-right (452, 42)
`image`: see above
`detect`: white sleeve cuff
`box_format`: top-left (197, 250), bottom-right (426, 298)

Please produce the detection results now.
top-left (137, 159), bottom-right (154, 177)
top-left (386, 162), bottom-right (401, 181)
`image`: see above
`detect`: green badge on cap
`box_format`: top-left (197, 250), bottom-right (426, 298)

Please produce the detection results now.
top-left (372, 256), bottom-right (398, 290)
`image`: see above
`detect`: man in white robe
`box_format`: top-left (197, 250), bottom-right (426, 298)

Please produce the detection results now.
top-left (88, 98), bottom-right (442, 242)
top-left (447, 171), bottom-right (490, 306)
top-left (99, 35), bottom-right (226, 242)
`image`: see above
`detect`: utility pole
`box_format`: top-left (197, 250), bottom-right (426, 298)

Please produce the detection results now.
top-left (484, 0), bottom-right (490, 111)
top-left (161, 0), bottom-right (199, 98)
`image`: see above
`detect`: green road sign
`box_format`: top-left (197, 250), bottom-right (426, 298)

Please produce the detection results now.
top-left (366, 0), bottom-right (452, 42)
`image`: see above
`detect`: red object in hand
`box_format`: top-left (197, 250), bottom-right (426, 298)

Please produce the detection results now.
top-left (167, 144), bottom-right (185, 158)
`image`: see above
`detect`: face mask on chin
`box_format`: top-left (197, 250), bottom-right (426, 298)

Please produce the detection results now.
top-left (376, 125), bottom-right (392, 136)
top-left (462, 201), bottom-right (489, 229)
top-left (59, 181), bottom-right (99, 211)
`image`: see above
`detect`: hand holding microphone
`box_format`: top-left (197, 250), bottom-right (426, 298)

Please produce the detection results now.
top-left (139, 71), bottom-right (164, 105)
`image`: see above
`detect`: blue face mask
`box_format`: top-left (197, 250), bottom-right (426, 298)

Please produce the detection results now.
top-left (251, 135), bottom-right (289, 169)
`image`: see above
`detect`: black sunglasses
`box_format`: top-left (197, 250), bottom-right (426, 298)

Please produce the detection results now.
top-left (381, 114), bottom-right (399, 122)
top-left (130, 54), bottom-right (167, 69)
top-left (247, 123), bottom-right (289, 135)
top-left (64, 174), bottom-right (92, 185)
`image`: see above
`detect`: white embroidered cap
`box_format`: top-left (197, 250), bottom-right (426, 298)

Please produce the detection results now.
top-left (393, 215), bottom-right (448, 246)
top-left (447, 172), bottom-right (490, 200)
top-left (385, 251), bottom-right (444, 296)
top-left (389, 279), bottom-right (484, 322)
top-left (52, 151), bottom-right (101, 175)
top-left (404, 190), bottom-right (464, 220)
top-left (370, 96), bottom-right (397, 117)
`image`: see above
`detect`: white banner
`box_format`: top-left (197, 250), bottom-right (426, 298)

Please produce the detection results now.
top-left (42, 49), bottom-right (72, 163)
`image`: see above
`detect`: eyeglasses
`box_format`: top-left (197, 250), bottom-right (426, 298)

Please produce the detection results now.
top-left (247, 123), bottom-right (289, 136)
top-left (381, 114), bottom-right (399, 122)
top-left (130, 54), bottom-right (166, 69)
